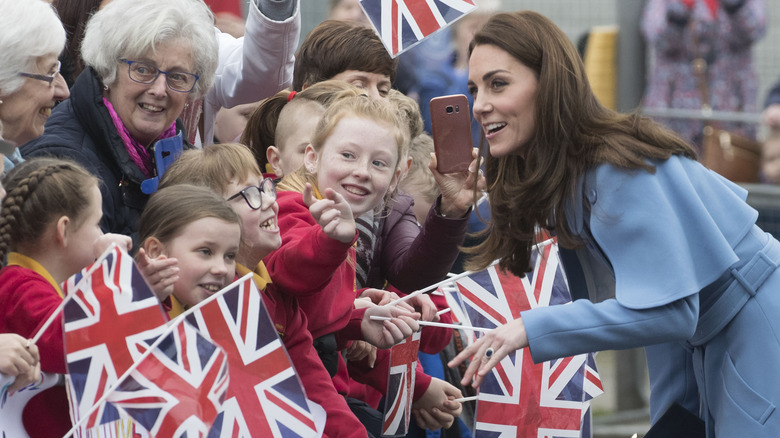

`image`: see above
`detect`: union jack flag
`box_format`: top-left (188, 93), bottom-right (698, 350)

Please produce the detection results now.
top-left (63, 244), bottom-right (169, 429)
top-left (185, 276), bottom-right (319, 438)
top-left (360, 0), bottom-right (477, 57)
top-left (381, 331), bottom-right (422, 437)
top-left (108, 319), bottom-right (229, 437)
top-left (454, 240), bottom-right (603, 437)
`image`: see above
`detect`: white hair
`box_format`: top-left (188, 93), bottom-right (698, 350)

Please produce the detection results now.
top-left (0, 0), bottom-right (66, 96)
top-left (81, 0), bottom-right (218, 100)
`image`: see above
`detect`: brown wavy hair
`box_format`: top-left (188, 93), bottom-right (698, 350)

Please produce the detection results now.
top-left (463, 11), bottom-right (696, 276)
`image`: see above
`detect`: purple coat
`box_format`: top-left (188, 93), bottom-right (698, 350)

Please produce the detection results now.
top-left (641, 0), bottom-right (765, 149)
top-left (363, 191), bottom-right (468, 293)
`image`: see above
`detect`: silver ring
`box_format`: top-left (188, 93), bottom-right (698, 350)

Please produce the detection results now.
top-left (485, 347), bottom-right (494, 358)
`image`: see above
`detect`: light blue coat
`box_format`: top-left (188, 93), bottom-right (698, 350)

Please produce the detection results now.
top-left (522, 156), bottom-right (780, 436)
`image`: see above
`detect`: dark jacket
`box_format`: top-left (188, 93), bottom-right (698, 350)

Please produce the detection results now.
top-left (21, 68), bottom-right (191, 242)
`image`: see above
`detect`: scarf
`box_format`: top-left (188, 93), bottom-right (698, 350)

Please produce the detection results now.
top-left (682, 0), bottom-right (719, 18)
top-left (103, 97), bottom-right (177, 178)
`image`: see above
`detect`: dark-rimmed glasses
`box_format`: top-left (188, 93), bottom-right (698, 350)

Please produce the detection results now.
top-left (120, 59), bottom-right (199, 93)
top-left (227, 178), bottom-right (277, 210)
top-left (18, 60), bottom-right (61, 86)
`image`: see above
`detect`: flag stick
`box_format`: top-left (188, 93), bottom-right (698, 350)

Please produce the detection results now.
top-left (452, 396), bottom-right (478, 403)
top-left (62, 272), bottom-right (254, 438)
top-left (436, 308), bottom-right (451, 316)
top-left (385, 242), bottom-right (552, 309)
top-left (369, 315), bottom-right (492, 333)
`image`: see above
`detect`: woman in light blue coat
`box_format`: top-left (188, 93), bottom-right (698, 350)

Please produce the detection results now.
top-left (449, 10), bottom-right (780, 437)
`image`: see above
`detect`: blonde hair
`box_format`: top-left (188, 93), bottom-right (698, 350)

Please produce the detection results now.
top-left (310, 95), bottom-right (409, 161)
top-left (241, 81), bottom-right (363, 171)
top-left (159, 142), bottom-right (262, 196)
top-left (399, 133), bottom-right (439, 205)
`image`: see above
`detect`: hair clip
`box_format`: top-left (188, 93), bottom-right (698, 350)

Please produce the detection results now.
top-left (287, 90), bottom-right (297, 102)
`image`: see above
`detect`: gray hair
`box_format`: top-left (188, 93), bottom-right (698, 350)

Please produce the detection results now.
top-left (0, 0), bottom-right (66, 95)
top-left (81, 0), bottom-right (218, 99)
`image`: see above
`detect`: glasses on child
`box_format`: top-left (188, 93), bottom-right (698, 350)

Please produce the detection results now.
top-left (227, 178), bottom-right (277, 210)
top-left (120, 59), bottom-right (199, 93)
top-left (18, 60), bottom-right (61, 86)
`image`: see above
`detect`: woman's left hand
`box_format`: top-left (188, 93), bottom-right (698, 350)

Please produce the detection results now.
top-left (429, 149), bottom-right (486, 218)
top-left (448, 317), bottom-right (529, 389)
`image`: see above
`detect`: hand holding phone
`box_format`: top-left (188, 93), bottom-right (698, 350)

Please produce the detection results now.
top-left (430, 94), bottom-right (473, 174)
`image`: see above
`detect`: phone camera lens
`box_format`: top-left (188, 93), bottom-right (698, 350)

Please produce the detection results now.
top-left (446, 106), bottom-right (454, 113)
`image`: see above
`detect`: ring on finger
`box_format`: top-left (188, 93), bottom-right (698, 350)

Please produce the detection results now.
top-left (484, 347), bottom-right (495, 359)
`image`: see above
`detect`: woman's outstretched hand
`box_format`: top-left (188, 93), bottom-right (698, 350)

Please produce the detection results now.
top-left (447, 317), bottom-right (529, 389)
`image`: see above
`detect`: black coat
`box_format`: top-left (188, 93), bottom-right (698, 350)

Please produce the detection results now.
top-left (21, 67), bottom-right (192, 243)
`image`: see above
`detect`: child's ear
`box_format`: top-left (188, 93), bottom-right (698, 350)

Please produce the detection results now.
top-left (266, 146), bottom-right (283, 176)
top-left (399, 156), bottom-right (412, 181)
top-left (55, 216), bottom-right (70, 248)
top-left (143, 237), bottom-right (166, 259)
top-left (388, 165), bottom-right (404, 193)
top-left (303, 144), bottom-right (318, 173)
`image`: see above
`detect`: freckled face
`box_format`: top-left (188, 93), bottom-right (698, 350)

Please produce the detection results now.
top-left (306, 116), bottom-right (400, 217)
top-left (468, 44), bottom-right (538, 158)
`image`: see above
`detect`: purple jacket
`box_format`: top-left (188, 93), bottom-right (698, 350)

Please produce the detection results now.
top-left (641, 0), bottom-right (765, 149)
top-left (363, 191), bottom-right (468, 293)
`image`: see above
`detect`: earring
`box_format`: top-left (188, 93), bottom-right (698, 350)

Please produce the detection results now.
top-left (103, 84), bottom-right (109, 91)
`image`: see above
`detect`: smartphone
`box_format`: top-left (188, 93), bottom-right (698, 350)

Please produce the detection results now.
top-left (430, 94), bottom-right (473, 174)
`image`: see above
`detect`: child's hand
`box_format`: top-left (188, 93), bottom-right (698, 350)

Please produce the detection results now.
top-left (361, 306), bottom-right (420, 349)
top-left (136, 248), bottom-right (180, 301)
top-left (428, 150), bottom-right (486, 218)
top-left (93, 233), bottom-right (132, 256)
top-left (0, 334), bottom-right (41, 394)
top-left (303, 183), bottom-right (356, 244)
top-left (344, 340), bottom-right (377, 367)
top-left (411, 377), bottom-right (463, 430)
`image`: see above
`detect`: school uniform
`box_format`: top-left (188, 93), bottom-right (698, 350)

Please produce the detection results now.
top-left (235, 262), bottom-right (367, 438)
top-left (0, 253), bottom-right (71, 436)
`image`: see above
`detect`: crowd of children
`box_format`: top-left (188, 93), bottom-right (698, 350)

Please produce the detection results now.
top-left (0, 0), bottom-right (490, 436)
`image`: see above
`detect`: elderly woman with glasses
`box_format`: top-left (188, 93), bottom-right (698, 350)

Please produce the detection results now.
top-left (22, 0), bottom-right (218, 242)
top-left (0, 0), bottom-right (70, 177)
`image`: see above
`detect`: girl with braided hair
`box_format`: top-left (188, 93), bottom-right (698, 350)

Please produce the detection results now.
top-left (0, 157), bottom-right (133, 435)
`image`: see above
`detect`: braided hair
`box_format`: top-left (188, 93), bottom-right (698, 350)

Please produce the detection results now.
top-left (0, 157), bottom-right (98, 264)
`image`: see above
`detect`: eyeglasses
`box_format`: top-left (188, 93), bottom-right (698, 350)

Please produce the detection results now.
top-left (18, 60), bottom-right (61, 86)
top-left (227, 178), bottom-right (277, 210)
top-left (120, 59), bottom-right (199, 93)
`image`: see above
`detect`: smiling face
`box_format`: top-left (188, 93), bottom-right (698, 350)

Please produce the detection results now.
top-left (105, 39), bottom-right (194, 146)
top-left (306, 116), bottom-right (400, 217)
top-left (164, 217), bottom-right (240, 308)
top-left (0, 53), bottom-right (69, 145)
top-left (468, 44), bottom-right (539, 158)
top-left (224, 174), bottom-right (281, 266)
top-left (330, 70), bottom-right (391, 99)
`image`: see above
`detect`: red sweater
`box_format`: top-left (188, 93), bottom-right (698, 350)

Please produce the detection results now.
top-left (0, 255), bottom-right (71, 437)
top-left (264, 191), bottom-right (364, 340)
top-left (265, 193), bottom-right (436, 405)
